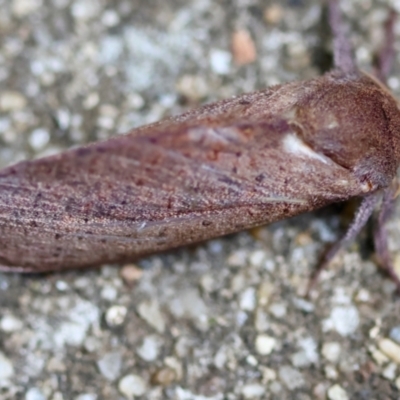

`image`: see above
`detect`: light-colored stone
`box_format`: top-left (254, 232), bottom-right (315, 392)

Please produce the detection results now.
top-left (327, 384), bottom-right (349, 400)
top-left (291, 337), bottom-right (319, 367)
top-left (323, 306), bottom-right (359, 336)
top-left (241, 383), bottom-right (265, 399)
top-left (12, 0), bottom-right (42, 17)
top-left (378, 338), bottom-right (400, 364)
top-left (137, 300), bottom-right (165, 333)
top-left (0, 91), bottom-right (27, 111)
top-left (321, 342), bottom-right (341, 363)
top-left (118, 374), bottom-right (147, 399)
top-left (137, 335), bottom-right (161, 362)
top-left (209, 49), bottom-right (231, 75)
top-left (269, 302), bottom-right (287, 318)
top-left (278, 366), bottom-right (304, 389)
top-left (74, 394), bottom-right (97, 400)
top-left (0, 352), bottom-right (14, 381)
top-left (239, 287), bottom-right (256, 311)
top-left (0, 314), bottom-right (23, 332)
top-left (97, 352), bottom-right (122, 381)
top-left (25, 388), bottom-right (46, 400)
top-left (382, 362), bottom-right (397, 381)
top-left (255, 334), bottom-right (276, 355)
top-left (105, 305), bottom-right (127, 327)
top-left (29, 128), bottom-right (50, 150)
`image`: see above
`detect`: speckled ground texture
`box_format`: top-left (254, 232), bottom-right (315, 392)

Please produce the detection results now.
top-left (1, 0), bottom-right (400, 399)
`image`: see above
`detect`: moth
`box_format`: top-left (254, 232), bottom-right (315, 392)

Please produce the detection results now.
top-left (0, 0), bottom-right (399, 290)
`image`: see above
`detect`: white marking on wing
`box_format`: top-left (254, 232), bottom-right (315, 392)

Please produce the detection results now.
top-left (282, 133), bottom-right (330, 165)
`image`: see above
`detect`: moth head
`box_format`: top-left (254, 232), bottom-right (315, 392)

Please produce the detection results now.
top-left (290, 71), bottom-right (400, 191)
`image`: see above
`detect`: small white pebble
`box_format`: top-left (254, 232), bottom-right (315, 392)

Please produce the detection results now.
top-left (324, 365), bottom-right (338, 380)
top-left (83, 92), bottom-right (99, 109)
top-left (83, 337), bottom-right (101, 353)
top-left (246, 355), bottom-right (258, 366)
top-left (292, 297), bottom-right (314, 313)
top-left (136, 335), bottom-right (161, 362)
top-left (263, 259), bottom-right (275, 272)
top-left (118, 374), bottom-right (147, 399)
top-left (209, 49), bottom-right (232, 75)
top-left (239, 287), bottom-right (256, 311)
top-left (313, 383), bottom-right (328, 399)
top-left (261, 367), bottom-right (276, 382)
top-left (105, 305), bottom-right (127, 327)
top-left (369, 326), bottom-right (380, 339)
top-left (25, 388), bottom-right (46, 400)
top-left (200, 273), bottom-right (214, 293)
top-left (254, 308), bottom-right (270, 332)
top-left (227, 250), bottom-right (247, 267)
top-left (55, 280), bottom-right (69, 291)
top-left (395, 375), bottom-right (400, 390)
top-left (12, 0), bottom-right (42, 17)
top-left (241, 383), bottom-right (265, 399)
top-left (164, 357), bottom-right (182, 381)
top-left (331, 287), bottom-right (352, 305)
top-left (255, 334), bottom-right (276, 355)
top-left (382, 362), bottom-right (397, 381)
top-left (137, 300), bottom-right (165, 333)
top-left (389, 326), bottom-right (400, 344)
top-left (292, 337), bottom-right (319, 367)
top-left (378, 338), bottom-right (400, 364)
top-left (322, 342), bottom-right (341, 363)
top-left (99, 36), bottom-right (123, 65)
top-left (101, 9), bottom-right (120, 27)
top-left (388, 76), bottom-right (400, 90)
top-left (0, 91), bottom-right (27, 111)
top-left (97, 352), bottom-right (122, 381)
top-left (0, 352), bottom-right (14, 381)
top-left (269, 302), bottom-right (287, 318)
top-left (355, 46), bottom-right (371, 64)
top-left (0, 315), bottom-right (23, 332)
top-left (127, 93), bottom-right (145, 110)
top-left (71, 0), bottom-right (101, 20)
top-left (327, 384), bottom-right (349, 400)
top-left (257, 281), bottom-right (274, 306)
top-left (355, 288), bottom-right (370, 302)
top-left (56, 109), bottom-right (71, 130)
top-left (176, 74), bottom-right (208, 101)
top-left (29, 128), bottom-right (50, 150)
top-left (278, 366), bottom-right (305, 389)
top-left (249, 250), bottom-right (266, 267)
top-left (368, 345), bottom-right (390, 365)
top-left (323, 306), bottom-right (359, 336)
top-left (101, 285), bottom-right (118, 301)
top-left (236, 310), bottom-right (248, 326)
top-left (74, 395), bottom-right (98, 400)
top-left (214, 347), bottom-right (228, 369)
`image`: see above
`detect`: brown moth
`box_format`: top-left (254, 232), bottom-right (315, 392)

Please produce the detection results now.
top-left (0, 0), bottom-right (400, 287)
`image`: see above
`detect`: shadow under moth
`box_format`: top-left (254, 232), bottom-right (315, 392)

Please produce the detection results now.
top-left (1, 0), bottom-right (400, 291)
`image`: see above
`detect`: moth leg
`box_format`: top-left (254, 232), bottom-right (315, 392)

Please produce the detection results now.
top-left (328, 0), bottom-right (356, 72)
top-left (376, 9), bottom-right (396, 82)
top-left (373, 183), bottom-right (400, 291)
top-left (307, 192), bottom-right (380, 294)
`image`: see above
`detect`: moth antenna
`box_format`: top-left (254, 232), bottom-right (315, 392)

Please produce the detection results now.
top-left (376, 9), bottom-right (397, 83)
top-left (328, 0), bottom-right (356, 72)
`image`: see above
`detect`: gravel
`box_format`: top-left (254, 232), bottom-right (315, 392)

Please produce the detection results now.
top-left (1, 0), bottom-right (400, 399)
